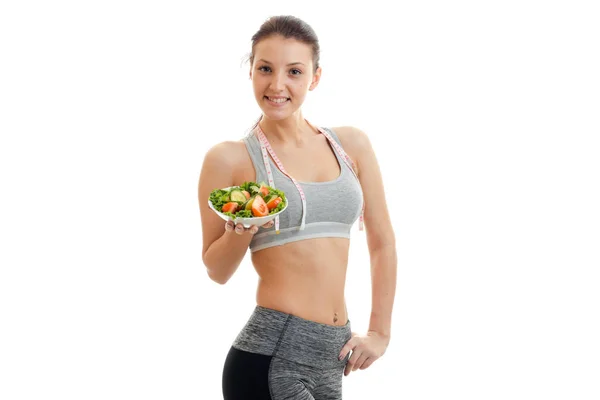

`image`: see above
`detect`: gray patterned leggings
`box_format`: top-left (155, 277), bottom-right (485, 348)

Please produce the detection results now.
top-left (222, 305), bottom-right (352, 399)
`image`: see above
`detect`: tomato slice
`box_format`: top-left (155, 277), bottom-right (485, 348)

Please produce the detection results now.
top-left (259, 186), bottom-right (270, 197)
top-left (222, 202), bottom-right (239, 214)
top-left (266, 196), bottom-right (282, 210)
top-left (251, 195), bottom-right (269, 217)
top-left (242, 190), bottom-right (251, 199)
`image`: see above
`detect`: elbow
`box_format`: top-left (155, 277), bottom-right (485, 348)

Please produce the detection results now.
top-left (206, 267), bottom-right (229, 285)
top-left (203, 256), bottom-right (230, 285)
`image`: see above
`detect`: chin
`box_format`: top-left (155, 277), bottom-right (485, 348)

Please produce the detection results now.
top-left (262, 112), bottom-right (288, 121)
top-left (259, 107), bottom-right (294, 121)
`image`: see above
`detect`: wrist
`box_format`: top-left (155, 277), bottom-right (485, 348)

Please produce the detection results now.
top-left (368, 328), bottom-right (391, 342)
top-left (368, 313), bottom-right (391, 340)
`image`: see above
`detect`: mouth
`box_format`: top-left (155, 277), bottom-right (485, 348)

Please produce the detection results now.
top-left (264, 96), bottom-right (290, 105)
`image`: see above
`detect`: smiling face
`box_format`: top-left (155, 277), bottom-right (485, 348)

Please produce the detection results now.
top-left (250, 35), bottom-right (321, 121)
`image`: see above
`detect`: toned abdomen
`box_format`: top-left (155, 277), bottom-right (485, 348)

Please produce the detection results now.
top-left (252, 237), bottom-right (351, 326)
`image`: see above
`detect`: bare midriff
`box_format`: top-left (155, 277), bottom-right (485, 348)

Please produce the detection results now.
top-left (251, 237), bottom-right (351, 327)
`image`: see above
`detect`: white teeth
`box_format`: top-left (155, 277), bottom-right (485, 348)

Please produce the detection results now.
top-left (268, 97), bottom-right (288, 103)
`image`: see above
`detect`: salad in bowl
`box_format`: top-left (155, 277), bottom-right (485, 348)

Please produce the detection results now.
top-left (208, 181), bottom-right (287, 228)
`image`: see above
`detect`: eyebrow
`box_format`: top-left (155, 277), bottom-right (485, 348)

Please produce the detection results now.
top-left (257, 59), bottom-right (306, 66)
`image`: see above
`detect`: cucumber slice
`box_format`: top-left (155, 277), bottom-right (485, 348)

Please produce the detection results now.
top-left (230, 189), bottom-right (246, 203)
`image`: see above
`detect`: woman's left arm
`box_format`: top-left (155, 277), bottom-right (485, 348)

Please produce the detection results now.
top-left (335, 126), bottom-right (398, 376)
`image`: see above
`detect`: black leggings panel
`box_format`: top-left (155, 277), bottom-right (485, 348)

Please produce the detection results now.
top-left (222, 346), bottom-right (273, 400)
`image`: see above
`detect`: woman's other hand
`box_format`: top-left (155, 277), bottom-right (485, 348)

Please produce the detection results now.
top-left (338, 331), bottom-right (390, 376)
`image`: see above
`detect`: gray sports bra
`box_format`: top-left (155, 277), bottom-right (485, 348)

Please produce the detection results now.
top-left (242, 125), bottom-right (364, 253)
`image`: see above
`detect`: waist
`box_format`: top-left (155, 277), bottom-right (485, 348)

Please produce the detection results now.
top-left (256, 279), bottom-right (348, 326)
top-left (256, 294), bottom-right (348, 327)
top-left (232, 305), bottom-right (352, 368)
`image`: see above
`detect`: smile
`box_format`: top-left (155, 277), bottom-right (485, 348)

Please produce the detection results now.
top-left (265, 96), bottom-right (290, 105)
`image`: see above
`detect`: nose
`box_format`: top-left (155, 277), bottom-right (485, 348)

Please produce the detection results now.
top-left (269, 71), bottom-right (285, 92)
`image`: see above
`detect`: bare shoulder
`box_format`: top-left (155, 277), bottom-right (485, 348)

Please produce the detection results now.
top-left (330, 125), bottom-right (368, 144)
top-left (201, 139), bottom-right (251, 179)
top-left (203, 139), bottom-right (247, 164)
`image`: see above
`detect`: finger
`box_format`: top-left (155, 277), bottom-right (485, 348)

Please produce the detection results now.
top-left (344, 362), bottom-right (352, 376)
top-left (249, 225), bottom-right (259, 235)
top-left (225, 221), bottom-right (234, 232)
top-left (262, 220), bottom-right (274, 228)
top-left (235, 223), bottom-right (245, 235)
top-left (346, 348), bottom-right (362, 373)
top-left (353, 354), bottom-right (368, 371)
top-left (338, 337), bottom-right (358, 361)
top-left (360, 358), bottom-right (375, 370)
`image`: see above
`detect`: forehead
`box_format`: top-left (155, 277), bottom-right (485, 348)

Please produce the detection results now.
top-left (253, 35), bottom-right (313, 65)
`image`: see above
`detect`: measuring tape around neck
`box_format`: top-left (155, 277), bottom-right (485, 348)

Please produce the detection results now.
top-left (254, 121), bottom-right (365, 234)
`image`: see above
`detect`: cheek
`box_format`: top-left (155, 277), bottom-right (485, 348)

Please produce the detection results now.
top-left (252, 80), bottom-right (266, 94)
top-left (294, 80), bottom-right (310, 93)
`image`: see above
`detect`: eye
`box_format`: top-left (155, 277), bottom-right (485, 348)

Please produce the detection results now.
top-left (290, 69), bottom-right (302, 75)
top-left (258, 66), bottom-right (271, 72)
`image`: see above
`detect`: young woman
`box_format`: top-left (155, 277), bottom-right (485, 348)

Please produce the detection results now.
top-left (198, 15), bottom-right (397, 400)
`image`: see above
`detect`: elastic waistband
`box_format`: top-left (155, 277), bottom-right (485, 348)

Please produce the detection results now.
top-left (232, 305), bottom-right (352, 369)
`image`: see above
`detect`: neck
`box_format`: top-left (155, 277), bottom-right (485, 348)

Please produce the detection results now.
top-left (257, 112), bottom-right (317, 147)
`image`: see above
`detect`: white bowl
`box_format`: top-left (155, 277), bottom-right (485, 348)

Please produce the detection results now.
top-left (208, 187), bottom-right (288, 228)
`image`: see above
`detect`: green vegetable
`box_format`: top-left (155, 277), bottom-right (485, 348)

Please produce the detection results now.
top-left (229, 189), bottom-right (246, 203)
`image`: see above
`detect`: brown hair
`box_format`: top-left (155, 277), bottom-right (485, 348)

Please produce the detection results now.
top-left (248, 15), bottom-right (320, 73)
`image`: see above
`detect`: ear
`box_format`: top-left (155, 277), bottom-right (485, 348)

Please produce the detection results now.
top-left (309, 66), bottom-right (322, 91)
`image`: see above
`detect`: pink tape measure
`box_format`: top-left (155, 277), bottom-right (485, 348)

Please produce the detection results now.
top-left (254, 120), bottom-right (365, 234)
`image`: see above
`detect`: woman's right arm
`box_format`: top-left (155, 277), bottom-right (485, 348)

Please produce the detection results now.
top-left (198, 143), bottom-right (261, 284)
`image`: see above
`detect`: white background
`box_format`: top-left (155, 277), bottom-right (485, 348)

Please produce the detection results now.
top-left (1, 1), bottom-right (599, 399)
